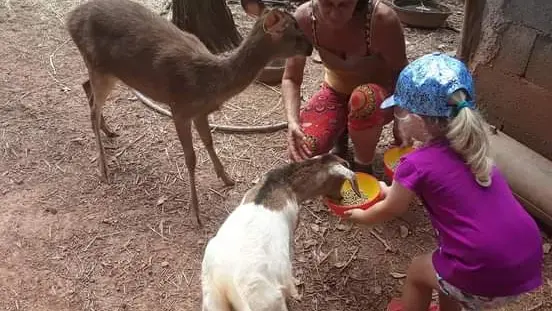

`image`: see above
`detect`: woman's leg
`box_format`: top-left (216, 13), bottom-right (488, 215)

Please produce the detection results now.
top-left (402, 253), bottom-right (462, 311)
top-left (347, 84), bottom-right (392, 172)
top-left (298, 83), bottom-right (349, 157)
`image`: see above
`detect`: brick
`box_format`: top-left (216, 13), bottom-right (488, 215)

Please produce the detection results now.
top-left (473, 65), bottom-right (552, 160)
top-left (504, 0), bottom-right (552, 35)
top-left (525, 35), bottom-right (552, 91)
top-left (493, 24), bottom-right (537, 76)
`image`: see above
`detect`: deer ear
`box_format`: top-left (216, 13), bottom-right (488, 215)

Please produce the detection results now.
top-left (263, 9), bottom-right (286, 33)
top-left (241, 0), bottom-right (266, 17)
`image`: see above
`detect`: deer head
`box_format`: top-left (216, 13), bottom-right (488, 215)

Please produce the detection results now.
top-left (242, 0), bottom-right (313, 59)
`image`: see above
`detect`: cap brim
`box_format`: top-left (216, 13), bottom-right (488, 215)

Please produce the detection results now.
top-left (380, 95), bottom-right (397, 109)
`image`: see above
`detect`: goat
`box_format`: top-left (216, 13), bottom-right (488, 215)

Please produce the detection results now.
top-left (65, 0), bottom-right (313, 226)
top-left (201, 154), bottom-right (361, 311)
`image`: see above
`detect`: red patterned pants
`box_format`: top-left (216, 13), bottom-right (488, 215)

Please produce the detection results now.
top-left (300, 82), bottom-right (393, 156)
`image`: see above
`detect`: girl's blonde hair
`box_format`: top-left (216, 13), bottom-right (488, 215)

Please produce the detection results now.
top-left (446, 90), bottom-right (493, 187)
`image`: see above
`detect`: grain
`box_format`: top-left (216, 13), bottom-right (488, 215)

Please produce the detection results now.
top-left (338, 189), bottom-right (368, 206)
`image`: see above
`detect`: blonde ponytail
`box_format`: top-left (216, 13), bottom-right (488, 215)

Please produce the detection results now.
top-left (446, 90), bottom-right (494, 187)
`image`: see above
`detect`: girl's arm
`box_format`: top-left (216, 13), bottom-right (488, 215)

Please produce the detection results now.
top-left (344, 181), bottom-right (415, 226)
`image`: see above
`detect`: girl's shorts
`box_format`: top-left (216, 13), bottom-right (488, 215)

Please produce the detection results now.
top-left (437, 274), bottom-right (520, 311)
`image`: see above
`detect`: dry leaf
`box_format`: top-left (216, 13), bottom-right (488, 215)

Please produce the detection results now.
top-left (161, 261), bottom-right (169, 267)
top-left (400, 225), bottom-right (409, 238)
top-left (543, 243), bottom-right (551, 254)
top-left (310, 224), bottom-right (320, 233)
top-left (390, 272), bottom-right (407, 279)
top-left (304, 239), bottom-right (318, 248)
top-left (156, 196), bottom-right (167, 206)
top-left (336, 223), bottom-right (352, 231)
top-left (334, 261), bottom-right (346, 268)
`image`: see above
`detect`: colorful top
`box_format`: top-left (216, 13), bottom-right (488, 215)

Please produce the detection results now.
top-left (394, 139), bottom-right (543, 297)
top-left (309, 0), bottom-right (395, 94)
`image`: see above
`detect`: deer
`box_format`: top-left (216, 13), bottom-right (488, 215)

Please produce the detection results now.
top-left (201, 154), bottom-right (362, 311)
top-left (65, 0), bottom-right (313, 226)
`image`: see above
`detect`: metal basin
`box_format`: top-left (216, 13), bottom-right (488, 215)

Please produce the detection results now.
top-left (257, 58), bottom-right (286, 85)
top-left (392, 0), bottom-right (452, 29)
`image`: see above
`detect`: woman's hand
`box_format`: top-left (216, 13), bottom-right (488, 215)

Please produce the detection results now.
top-left (287, 122), bottom-right (312, 162)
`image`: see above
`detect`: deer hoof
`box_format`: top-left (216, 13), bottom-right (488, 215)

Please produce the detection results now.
top-left (104, 130), bottom-right (119, 138)
top-left (100, 172), bottom-right (110, 184)
top-left (99, 166), bottom-right (110, 184)
top-left (220, 174), bottom-right (235, 186)
top-left (194, 215), bottom-right (203, 228)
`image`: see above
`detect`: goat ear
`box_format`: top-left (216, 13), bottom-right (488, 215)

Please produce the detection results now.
top-left (327, 162), bottom-right (363, 197)
top-left (241, 0), bottom-right (266, 17)
top-left (328, 162), bottom-right (354, 180)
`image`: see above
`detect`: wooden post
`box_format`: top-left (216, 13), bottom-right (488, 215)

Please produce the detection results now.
top-left (171, 0), bottom-right (243, 54)
top-left (457, 0), bottom-right (485, 63)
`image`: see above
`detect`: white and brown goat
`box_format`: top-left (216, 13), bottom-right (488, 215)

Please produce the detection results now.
top-left (65, 0), bottom-right (313, 226)
top-left (201, 154), bottom-right (361, 311)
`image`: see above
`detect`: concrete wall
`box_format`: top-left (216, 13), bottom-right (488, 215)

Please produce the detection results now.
top-left (466, 0), bottom-right (552, 160)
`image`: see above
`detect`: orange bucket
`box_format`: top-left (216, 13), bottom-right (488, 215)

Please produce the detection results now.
top-left (323, 172), bottom-right (382, 217)
top-left (383, 146), bottom-right (415, 180)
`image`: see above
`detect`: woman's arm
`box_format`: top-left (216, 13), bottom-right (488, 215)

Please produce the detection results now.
top-left (371, 3), bottom-right (409, 82)
top-left (282, 3), bottom-right (312, 125)
top-left (344, 181), bottom-right (415, 226)
top-left (282, 55), bottom-right (306, 125)
top-left (282, 3), bottom-right (314, 161)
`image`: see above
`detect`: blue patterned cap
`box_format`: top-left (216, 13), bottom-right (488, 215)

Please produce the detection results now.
top-left (381, 52), bottom-right (476, 117)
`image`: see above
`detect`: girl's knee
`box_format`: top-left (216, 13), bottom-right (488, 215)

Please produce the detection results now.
top-left (406, 254), bottom-right (439, 288)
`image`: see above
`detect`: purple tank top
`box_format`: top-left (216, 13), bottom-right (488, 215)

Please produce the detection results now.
top-left (394, 139), bottom-right (543, 297)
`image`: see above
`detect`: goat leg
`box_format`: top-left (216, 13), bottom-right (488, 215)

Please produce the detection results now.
top-left (87, 72), bottom-right (115, 183)
top-left (284, 276), bottom-right (302, 301)
top-left (83, 80), bottom-right (119, 138)
top-left (174, 116), bottom-right (202, 227)
top-left (194, 114), bottom-right (235, 186)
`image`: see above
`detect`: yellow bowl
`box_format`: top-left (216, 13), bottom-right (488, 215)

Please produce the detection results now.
top-left (323, 172), bottom-right (382, 216)
top-left (383, 146), bottom-right (415, 179)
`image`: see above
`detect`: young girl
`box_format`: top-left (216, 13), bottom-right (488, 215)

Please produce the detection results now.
top-left (344, 52), bottom-right (544, 311)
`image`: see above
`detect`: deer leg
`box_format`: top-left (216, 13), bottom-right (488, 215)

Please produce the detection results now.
top-left (193, 114), bottom-right (235, 186)
top-left (83, 80), bottom-right (118, 138)
top-left (86, 73), bottom-right (115, 183)
top-left (173, 116), bottom-right (201, 227)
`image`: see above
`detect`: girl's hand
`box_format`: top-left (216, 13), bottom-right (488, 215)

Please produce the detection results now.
top-left (378, 181), bottom-right (390, 199)
top-left (343, 208), bottom-right (367, 223)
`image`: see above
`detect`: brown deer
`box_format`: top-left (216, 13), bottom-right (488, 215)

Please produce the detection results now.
top-left (66, 0), bottom-right (313, 226)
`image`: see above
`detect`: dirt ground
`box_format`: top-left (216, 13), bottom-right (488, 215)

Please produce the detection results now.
top-left (1, 0), bottom-right (551, 310)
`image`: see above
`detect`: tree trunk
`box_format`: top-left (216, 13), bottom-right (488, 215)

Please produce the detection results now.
top-left (171, 0), bottom-right (243, 54)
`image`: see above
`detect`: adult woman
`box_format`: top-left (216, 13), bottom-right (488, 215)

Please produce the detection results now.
top-left (282, 0), bottom-right (408, 172)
